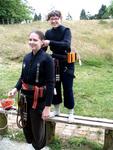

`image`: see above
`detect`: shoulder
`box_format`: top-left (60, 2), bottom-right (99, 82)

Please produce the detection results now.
top-left (60, 25), bottom-right (71, 34)
top-left (42, 51), bottom-right (53, 62)
top-left (45, 29), bottom-right (52, 35)
top-left (23, 52), bottom-right (32, 61)
top-left (61, 25), bottom-right (70, 30)
top-left (44, 51), bottom-right (52, 60)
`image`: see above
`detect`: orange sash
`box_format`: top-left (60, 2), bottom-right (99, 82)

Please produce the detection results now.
top-left (22, 82), bottom-right (44, 109)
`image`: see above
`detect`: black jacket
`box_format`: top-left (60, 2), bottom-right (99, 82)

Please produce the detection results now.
top-left (15, 49), bottom-right (55, 106)
top-left (45, 25), bottom-right (72, 55)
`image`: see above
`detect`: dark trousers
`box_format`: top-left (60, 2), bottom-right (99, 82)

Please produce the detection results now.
top-left (23, 96), bottom-right (46, 150)
top-left (52, 62), bottom-right (75, 109)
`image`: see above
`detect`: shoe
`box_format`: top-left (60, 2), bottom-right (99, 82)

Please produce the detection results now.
top-left (49, 110), bottom-right (60, 117)
top-left (68, 114), bottom-right (74, 123)
top-left (26, 144), bottom-right (34, 150)
top-left (41, 146), bottom-right (50, 150)
top-left (49, 104), bottom-right (60, 117)
top-left (68, 109), bottom-right (74, 123)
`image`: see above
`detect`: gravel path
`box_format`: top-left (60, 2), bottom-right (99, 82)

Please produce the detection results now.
top-left (0, 137), bottom-right (34, 150)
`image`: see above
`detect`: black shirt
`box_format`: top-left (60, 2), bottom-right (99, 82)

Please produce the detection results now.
top-left (45, 25), bottom-right (72, 55)
top-left (15, 49), bottom-right (55, 106)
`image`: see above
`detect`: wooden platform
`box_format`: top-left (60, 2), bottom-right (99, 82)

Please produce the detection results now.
top-left (47, 113), bottom-right (113, 150)
top-left (1, 110), bottom-right (113, 150)
top-left (48, 113), bottom-right (113, 129)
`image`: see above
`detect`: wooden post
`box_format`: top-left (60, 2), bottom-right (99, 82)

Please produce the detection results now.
top-left (46, 121), bottom-right (56, 144)
top-left (103, 129), bottom-right (113, 150)
top-left (0, 112), bottom-right (8, 135)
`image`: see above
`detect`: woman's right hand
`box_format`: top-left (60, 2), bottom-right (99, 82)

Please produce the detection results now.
top-left (8, 88), bottom-right (17, 98)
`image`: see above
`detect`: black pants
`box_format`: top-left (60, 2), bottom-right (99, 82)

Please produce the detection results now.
top-left (52, 61), bottom-right (75, 109)
top-left (23, 95), bottom-right (46, 150)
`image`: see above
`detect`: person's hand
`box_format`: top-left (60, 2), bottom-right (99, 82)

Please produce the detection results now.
top-left (42, 40), bottom-right (50, 47)
top-left (42, 106), bottom-right (50, 120)
top-left (8, 88), bottom-right (17, 98)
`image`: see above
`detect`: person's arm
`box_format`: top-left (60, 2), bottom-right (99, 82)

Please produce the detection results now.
top-left (42, 55), bottom-right (55, 120)
top-left (8, 88), bottom-right (18, 97)
top-left (42, 106), bottom-right (51, 120)
top-left (8, 77), bottom-right (22, 98)
top-left (49, 28), bottom-right (71, 48)
top-left (15, 77), bottom-right (22, 91)
top-left (45, 55), bottom-right (55, 106)
top-left (8, 60), bottom-right (24, 97)
top-left (43, 28), bottom-right (71, 52)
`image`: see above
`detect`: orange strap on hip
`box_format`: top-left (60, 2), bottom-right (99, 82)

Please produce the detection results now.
top-left (32, 86), bottom-right (39, 109)
top-left (67, 52), bottom-right (77, 63)
top-left (22, 82), bottom-right (44, 109)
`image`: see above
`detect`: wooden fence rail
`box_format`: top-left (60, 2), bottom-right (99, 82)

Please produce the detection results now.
top-left (0, 109), bottom-right (113, 150)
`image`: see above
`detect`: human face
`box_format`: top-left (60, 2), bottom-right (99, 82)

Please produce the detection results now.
top-left (49, 16), bottom-right (62, 28)
top-left (29, 32), bottom-right (43, 55)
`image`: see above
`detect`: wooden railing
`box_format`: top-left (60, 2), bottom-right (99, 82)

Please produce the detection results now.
top-left (1, 109), bottom-right (113, 150)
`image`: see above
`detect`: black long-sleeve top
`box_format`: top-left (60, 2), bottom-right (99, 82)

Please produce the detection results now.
top-left (15, 49), bottom-right (55, 106)
top-left (45, 25), bottom-right (72, 55)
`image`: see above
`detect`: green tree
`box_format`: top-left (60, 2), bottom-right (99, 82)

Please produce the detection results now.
top-left (80, 9), bottom-right (87, 20)
top-left (33, 13), bottom-right (42, 21)
top-left (108, 0), bottom-right (113, 18)
top-left (88, 4), bottom-right (109, 20)
top-left (97, 4), bottom-right (108, 19)
top-left (0, 0), bottom-right (32, 24)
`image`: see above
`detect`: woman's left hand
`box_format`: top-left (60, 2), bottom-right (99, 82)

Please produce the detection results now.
top-left (42, 106), bottom-right (50, 120)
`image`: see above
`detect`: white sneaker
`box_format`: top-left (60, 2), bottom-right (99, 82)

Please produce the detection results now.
top-left (26, 144), bottom-right (34, 150)
top-left (41, 146), bottom-right (50, 150)
top-left (68, 109), bottom-right (74, 123)
top-left (68, 114), bottom-right (74, 123)
top-left (49, 104), bottom-right (60, 117)
top-left (49, 110), bottom-right (60, 117)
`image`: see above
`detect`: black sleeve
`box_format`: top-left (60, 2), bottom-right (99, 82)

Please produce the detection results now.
top-left (15, 60), bottom-right (24, 91)
top-left (49, 28), bottom-right (71, 49)
top-left (15, 77), bottom-right (22, 91)
top-left (44, 55), bottom-right (55, 106)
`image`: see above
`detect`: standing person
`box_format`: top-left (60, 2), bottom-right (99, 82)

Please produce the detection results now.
top-left (8, 31), bottom-right (54, 150)
top-left (43, 10), bottom-right (75, 122)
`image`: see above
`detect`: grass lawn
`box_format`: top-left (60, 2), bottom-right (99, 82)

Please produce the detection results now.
top-left (75, 62), bottom-right (113, 119)
top-left (1, 59), bottom-right (113, 119)
top-left (1, 20), bottom-right (113, 149)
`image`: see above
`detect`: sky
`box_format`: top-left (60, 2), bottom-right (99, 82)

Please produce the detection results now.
top-left (27, 0), bottom-right (112, 20)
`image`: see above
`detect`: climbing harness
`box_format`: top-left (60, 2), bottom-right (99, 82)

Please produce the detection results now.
top-left (16, 93), bottom-right (27, 128)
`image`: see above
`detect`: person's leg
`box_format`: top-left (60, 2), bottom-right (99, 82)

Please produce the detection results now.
top-left (62, 63), bottom-right (75, 122)
top-left (30, 110), bottom-right (46, 150)
top-left (22, 101), bottom-right (35, 149)
top-left (23, 96), bottom-right (33, 144)
top-left (50, 81), bottom-right (62, 116)
top-left (52, 81), bottom-right (62, 105)
top-left (23, 116), bottom-right (33, 143)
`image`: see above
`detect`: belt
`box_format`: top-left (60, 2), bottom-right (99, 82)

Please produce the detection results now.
top-left (52, 52), bottom-right (76, 63)
top-left (22, 82), bottom-right (44, 109)
top-left (52, 53), bottom-right (67, 60)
